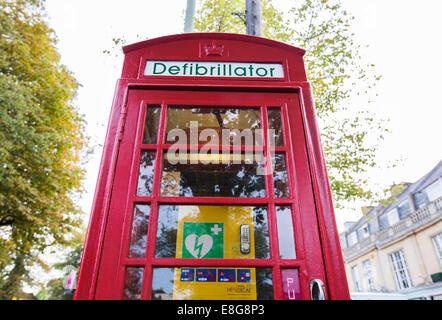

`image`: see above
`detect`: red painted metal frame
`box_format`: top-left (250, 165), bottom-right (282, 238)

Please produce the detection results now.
top-left (75, 33), bottom-right (350, 300)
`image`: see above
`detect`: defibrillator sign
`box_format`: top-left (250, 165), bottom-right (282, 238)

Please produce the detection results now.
top-left (144, 60), bottom-right (284, 79)
top-left (182, 222), bottom-right (224, 259)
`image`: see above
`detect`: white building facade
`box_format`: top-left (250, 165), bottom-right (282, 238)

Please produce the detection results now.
top-left (340, 161), bottom-right (442, 299)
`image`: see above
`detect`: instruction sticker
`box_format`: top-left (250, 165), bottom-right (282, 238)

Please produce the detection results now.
top-left (180, 268), bottom-right (194, 282)
top-left (237, 269), bottom-right (252, 283)
top-left (195, 268), bottom-right (217, 282)
top-left (218, 269), bottom-right (236, 282)
top-left (172, 205), bottom-right (257, 299)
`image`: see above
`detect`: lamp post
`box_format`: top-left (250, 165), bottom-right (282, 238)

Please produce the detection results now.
top-left (245, 0), bottom-right (263, 36)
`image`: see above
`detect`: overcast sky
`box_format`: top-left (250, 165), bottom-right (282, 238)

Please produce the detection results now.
top-left (43, 0), bottom-right (442, 232)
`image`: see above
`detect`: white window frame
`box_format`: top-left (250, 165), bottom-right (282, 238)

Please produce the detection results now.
top-left (347, 231), bottom-right (358, 247)
top-left (362, 259), bottom-right (375, 292)
top-left (432, 233), bottom-right (442, 267)
top-left (389, 250), bottom-right (412, 290)
top-left (386, 208), bottom-right (400, 227)
top-left (357, 224), bottom-right (369, 240)
top-left (351, 265), bottom-right (362, 292)
top-left (397, 200), bottom-right (411, 217)
top-left (425, 178), bottom-right (442, 202)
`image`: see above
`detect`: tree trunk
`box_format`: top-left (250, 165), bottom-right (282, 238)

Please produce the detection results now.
top-left (0, 252), bottom-right (26, 299)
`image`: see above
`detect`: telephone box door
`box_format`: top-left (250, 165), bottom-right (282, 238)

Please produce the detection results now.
top-left (93, 89), bottom-right (327, 300)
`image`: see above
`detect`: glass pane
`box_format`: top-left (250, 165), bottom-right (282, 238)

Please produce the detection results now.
top-left (155, 205), bottom-right (270, 259)
top-left (281, 269), bottom-right (301, 300)
top-left (276, 206), bottom-right (296, 259)
top-left (123, 267), bottom-right (144, 300)
top-left (161, 151), bottom-right (265, 197)
top-left (267, 109), bottom-right (284, 146)
top-left (151, 267), bottom-right (174, 300)
top-left (151, 267), bottom-right (273, 300)
top-left (142, 105), bottom-right (161, 144)
top-left (165, 106), bottom-right (262, 146)
top-left (256, 268), bottom-right (274, 300)
top-left (137, 151), bottom-right (156, 196)
top-left (273, 153), bottom-right (290, 198)
top-left (128, 204), bottom-right (150, 258)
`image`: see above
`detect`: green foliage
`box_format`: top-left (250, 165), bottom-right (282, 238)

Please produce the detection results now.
top-left (378, 183), bottom-right (408, 207)
top-left (194, 0), bottom-right (293, 41)
top-left (287, 0), bottom-right (387, 204)
top-left (40, 235), bottom-right (84, 300)
top-left (0, 0), bottom-right (86, 299)
top-left (195, 0), bottom-right (246, 34)
top-left (195, 0), bottom-right (388, 206)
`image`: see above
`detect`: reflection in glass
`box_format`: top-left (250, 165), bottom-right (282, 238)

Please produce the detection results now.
top-left (267, 109), bottom-right (284, 147)
top-left (151, 267), bottom-right (274, 300)
top-left (123, 267), bottom-right (144, 300)
top-left (155, 205), bottom-right (270, 259)
top-left (161, 152), bottom-right (265, 198)
top-left (137, 151), bottom-right (156, 196)
top-left (128, 204), bottom-right (150, 258)
top-left (155, 206), bottom-right (178, 259)
top-left (276, 206), bottom-right (296, 259)
top-left (151, 267), bottom-right (174, 300)
top-left (256, 268), bottom-right (274, 300)
top-left (142, 105), bottom-right (161, 144)
top-left (273, 153), bottom-right (290, 198)
top-left (165, 107), bottom-right (261, 146)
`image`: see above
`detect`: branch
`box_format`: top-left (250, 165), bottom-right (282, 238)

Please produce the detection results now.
top-left (0, 215), bottom-right (14, 226)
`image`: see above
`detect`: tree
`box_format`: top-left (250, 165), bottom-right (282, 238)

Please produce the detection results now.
top-left (0, 0), bottom-right (86, 299)
top-left (194, 0), bottom-right (293, 42)
top-left (194, 0), bottom-right (388, 206)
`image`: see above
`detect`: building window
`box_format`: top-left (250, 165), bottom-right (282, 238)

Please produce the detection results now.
top-left (367, 217), bottom-right (378, 233)
top-left (389, 250), bottom-right (412, 290)
top-left (379, 208), bottom-right (400, 230)
top-left (432, 233), bottom-right (442, 267)
top-left (413, 191), bottom-right (429, 209)
top-left (397, 201), bottom-right (411, 218)
top-left (347, 231), bottom-right (358, 247)
top-left (351, 265), bottom-right (362, 292)
top-left (425, 179), bottom-right (442, 202)
top-left (357, 224), bottom-right (369, 240)
top-left (386, 208), bottom-right (400, 227)
top-left (378, 214), bottom-right (389, 231)
top-left (362, 259), bottom-right (375, 292)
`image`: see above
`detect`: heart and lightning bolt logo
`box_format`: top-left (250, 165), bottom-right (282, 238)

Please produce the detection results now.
top-left (182, 222), bottom-right (224, 259)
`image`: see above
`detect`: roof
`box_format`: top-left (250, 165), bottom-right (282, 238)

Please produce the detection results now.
top-left (383, 160), bottom-right (442, 213)
top-left (343, 160), bottom-right (442, 234)
top-left (122, 32), bottom-right (306, 56)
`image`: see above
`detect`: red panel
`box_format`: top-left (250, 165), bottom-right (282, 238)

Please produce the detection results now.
top-left (94, 89), bottom-right (140, 299)
top-left (121, 33), bottom-right (307, 82)
top-left (282, 269), bottom-right (302, 300)
top-left (298, 83), bottom-right (350, 300)
top-left (74, 79), bottom-right (128, 299)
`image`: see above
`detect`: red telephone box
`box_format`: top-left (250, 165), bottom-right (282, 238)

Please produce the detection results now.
top-left (75, 33), bottom-right (349, 300)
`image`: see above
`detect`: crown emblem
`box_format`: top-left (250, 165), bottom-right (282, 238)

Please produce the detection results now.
top-left (204, 43), bottom-right (225, 57)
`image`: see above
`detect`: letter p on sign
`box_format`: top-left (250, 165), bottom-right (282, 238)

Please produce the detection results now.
top-left (282, 269), bottom-right (301, 300)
